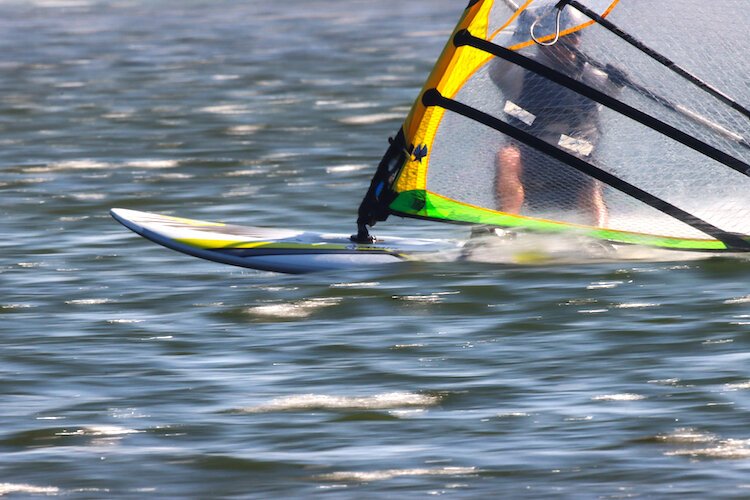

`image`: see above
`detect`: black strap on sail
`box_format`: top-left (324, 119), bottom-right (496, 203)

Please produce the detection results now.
top-left (559, 0), bottom-right (750, 121)
top-left (353, 129), bottom-right (409, 243)
top-left (453, 29), bottom-right (750, 175)
top-left (421, 88), bottom-right (750, 251)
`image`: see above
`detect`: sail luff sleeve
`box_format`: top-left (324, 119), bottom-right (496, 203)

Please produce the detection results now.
top-left (453, 30), bottom-right (750, 177)
top-left (421, 88), bottom-right (750, 251)
top-left (354, 0), bottom-right (490, 237)
top-left (354, 129), bottom-right (408, 239)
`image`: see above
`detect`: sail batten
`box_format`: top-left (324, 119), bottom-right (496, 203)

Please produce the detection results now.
top-left (356, 0), bottom-right (750, 251)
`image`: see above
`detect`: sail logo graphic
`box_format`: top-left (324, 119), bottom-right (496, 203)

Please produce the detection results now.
top-left (411, 144), bottom-right (428, 163)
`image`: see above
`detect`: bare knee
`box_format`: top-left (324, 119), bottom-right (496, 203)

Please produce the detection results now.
top-left (498, 145), bottom-right (521, 167)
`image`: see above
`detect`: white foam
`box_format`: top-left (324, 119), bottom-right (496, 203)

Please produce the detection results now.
top-left (70, 193), bottom-right (106, 201)
top-left (153, 173), bottom-right (193, 180)
top-left (659, 428), bottom-right (750, 459)
top-left (725, 296), bottom-right (750, 304)
top-left (23, 158), bottom-right (178, 172)
top-left (17, 262), bottom-right (43, 268)
top-left (225, 169), bottom-right (267, 177)
top-left (199, 104), bottom-right (249, 115)
top-left (497, 412), bottom-right (531, 418)
top-left (316, 467), bottom-right (477, 482)
top-left (702, 338), bottom-right (734, 344)
top-left (614, 302), bottom-right (660, 309)
top-left (394, 291), bottom-right (459, 303)
top-left (102, 111), bottom-right (134, 119)
top-left (725, 381), bottom-right (750, 390)
top-left (65, 298), bottom-right (112, 305)
top-left (586, 281), bottom-right (624, 289)
top-left (647, 378), bottom-right (682, 386)
top-left (338, 112), bottom-right (403, 125)
top-left (212, 74), bottom-right (240, 81)
top-left (27, 160), bottom-right (112, 172)
top-left (592, 393), bottom-right (645, 401)
top-left (0, 483), bottom-right (59, 495)
top-left (666, 440), bottom-right (750, 459)
top-left (123, 159), bottom-right (179, 169)
top-left (330, 281), bottom-right (380, 288)
top-left (394, 294), bottom-right (444, 303)
top-left (55, 425), bottom-right (140, 437)
top-left (225, 125), bottom-right (262, 136)
top-left (326, 164), bottom-right (368, 173)
top-left (55, 81), bottom-right (85, 88)
top-left (315, 100), bottom-right (376, 110)
top-left (657, 428), bottom-right (716, 445)
top-left (246, 298), bottom-right (341, 319)
top-left (240, 392), bottom-right (440, 413)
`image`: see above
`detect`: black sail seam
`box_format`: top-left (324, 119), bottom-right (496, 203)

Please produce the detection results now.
top-left (453, 29), bottom-right (750, 176)
top-left (421, 88), bottom-right (750, 251)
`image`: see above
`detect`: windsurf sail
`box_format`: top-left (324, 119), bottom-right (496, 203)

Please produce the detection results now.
top-left (355, 0), bottom-right (750, 251)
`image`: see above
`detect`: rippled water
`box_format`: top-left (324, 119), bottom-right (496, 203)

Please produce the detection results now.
top-left (3, 0), bottom-right (750, 497)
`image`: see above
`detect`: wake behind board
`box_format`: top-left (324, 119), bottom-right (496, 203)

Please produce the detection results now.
top-left (110, 208), bottom-right (457, 274)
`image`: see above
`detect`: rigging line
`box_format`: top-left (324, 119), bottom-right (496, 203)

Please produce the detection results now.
top-left (488, 0), bottom-right (534, 42)
top-left (498, 0), bottom-right (520, 11)
top-left (561, 0), bottom-right (750, 121)
top-left (420, 88), bottom-right (750, 251)
top-left (454, 30), bottom-right (750, 176)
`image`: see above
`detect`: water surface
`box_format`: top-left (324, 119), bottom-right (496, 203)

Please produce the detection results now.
top-left (2, 0), bottom-right (750, 497)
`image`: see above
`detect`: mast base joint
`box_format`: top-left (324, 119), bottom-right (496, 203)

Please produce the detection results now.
top-left (351, 224), bottom-right (376, 244)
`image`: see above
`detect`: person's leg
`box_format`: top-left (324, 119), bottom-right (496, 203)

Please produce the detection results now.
top-left (497, 144), bottom-right (524, 214)
top-left (578, 180), bottom-right (608, 227)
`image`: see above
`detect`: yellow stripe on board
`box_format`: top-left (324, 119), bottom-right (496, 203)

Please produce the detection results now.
top-left (173, 238), bottom-right (400, 253)
top-left (153, 214), bottom-right (226, 228)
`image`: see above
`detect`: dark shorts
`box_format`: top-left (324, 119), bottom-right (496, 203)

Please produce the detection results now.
top-left (518, 143), bottom-right (595, 211)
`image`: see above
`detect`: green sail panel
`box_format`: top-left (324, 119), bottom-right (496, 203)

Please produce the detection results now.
top-left (391, 190), bottom-right (731, 251)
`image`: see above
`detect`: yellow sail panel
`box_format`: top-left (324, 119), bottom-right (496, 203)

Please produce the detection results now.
top-left (396, 0), bottom-right (619, 194)
top-left (396, 1), bottom-right (493, 193)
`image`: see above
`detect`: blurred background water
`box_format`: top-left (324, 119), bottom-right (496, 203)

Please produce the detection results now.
top-left (2, 0), bottom-right (750, 497)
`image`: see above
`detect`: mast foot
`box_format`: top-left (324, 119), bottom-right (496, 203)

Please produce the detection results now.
top-left (351, 223), bottom-right (376, 244)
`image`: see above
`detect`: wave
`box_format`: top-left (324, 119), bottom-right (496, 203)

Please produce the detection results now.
top-left (0, 483), bottom-right (59, 495)
top-left (659, 428), bottom-right (750, 459)
top-left (314, 466), bottom-right (478, 482)
top-left (235, 392), bottom-right (440, 413)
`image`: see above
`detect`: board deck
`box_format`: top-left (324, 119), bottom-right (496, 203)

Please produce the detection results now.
top-left (110, 208), bottom-right (458, 274)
